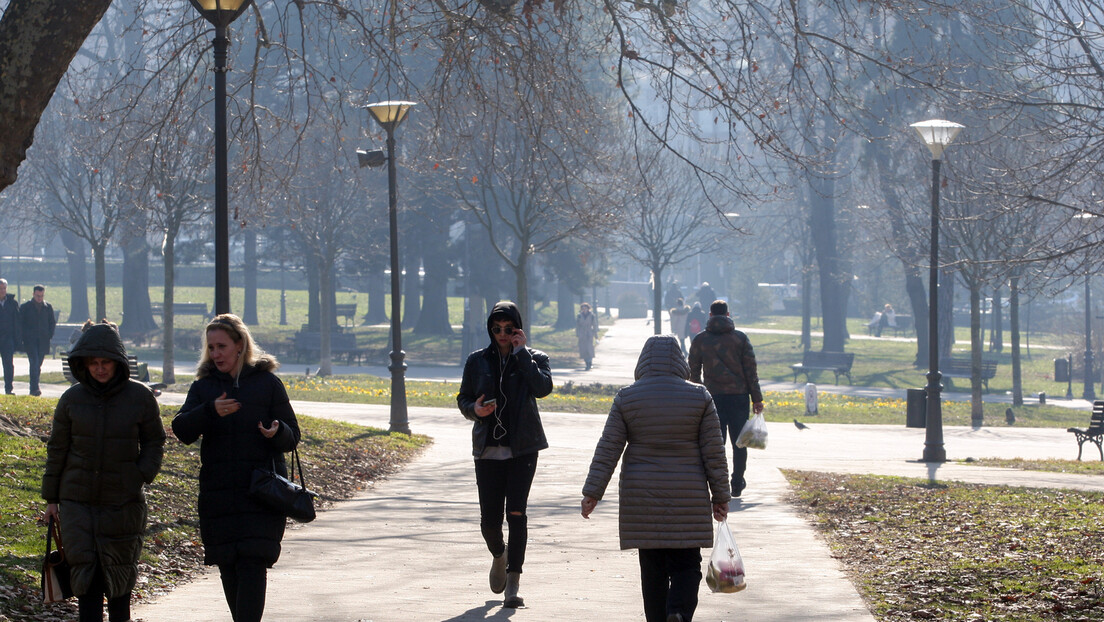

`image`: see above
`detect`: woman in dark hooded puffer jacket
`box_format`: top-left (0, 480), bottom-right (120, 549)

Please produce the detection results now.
top-left (42, 321), bottom-right (165, 622)
top-left (172, 314), bottom-right (300, 622)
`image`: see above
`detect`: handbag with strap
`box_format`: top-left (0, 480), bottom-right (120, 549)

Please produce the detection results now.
top-left (42, 515), bottom-right (73, 604)
top-left (248, 447), bottom-right (318, 523)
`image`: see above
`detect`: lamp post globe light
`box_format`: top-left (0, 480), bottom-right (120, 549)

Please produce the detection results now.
top-left (359, 100), bottom-right (416, 435)
top-left (189, 0), bottom-right (253, 315)
top-left (910, 119), bottom-right (964, 463)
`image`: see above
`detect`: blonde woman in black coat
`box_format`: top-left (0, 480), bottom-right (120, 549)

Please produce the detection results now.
top-left (42, 322), bottom-right (165, 622)
top-left (172, 314), bottom-right (300, 622)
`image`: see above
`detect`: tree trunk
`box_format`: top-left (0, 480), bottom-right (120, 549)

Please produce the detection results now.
top-left (403, 244), bottom-right (421, 328)
top-left (969, 282), bottom-right (984, 427)
top-left (0, 0), bottom-right (113, 191)
top-left (61, 230), bottom-right (89, 323)
top-left (808, 174), bottom-right (849, 352)
top-left (305, 253), bottom-right (320, 331)
top-left (242, 229), bottom-right (258, 325)
top-left (905, 272), bottom-right (928, 368)
top-left (1010, 275), bottom-right (1022, 406)
top-left (318, 250), bottom-right (333, 377)
top-left (514, 254), bottom-right (530, 326)
top-left (801, 264), bottom-right (813, 352)
top-left (413, 226), bottom-right (453, 336)
top-left (364, 262), bottom-right (388, 324)
top-left (93, 242), bottom-right (107, 323)
top-left (939, 267), bottom-right (955, 357)
top-left (162, 231), bottom-right (176, 385)
top-left (120, 236), bottom-right (157, 338)
top-left (990, 286), bottom-right (1003, 352)
top-left (652, 267), bottom-right (664, 335)
top-left (555, 279), bottom-right (575, 330)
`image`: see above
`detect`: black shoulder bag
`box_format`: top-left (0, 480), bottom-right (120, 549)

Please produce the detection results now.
top-left (248, 447), bottom-right (319, 523)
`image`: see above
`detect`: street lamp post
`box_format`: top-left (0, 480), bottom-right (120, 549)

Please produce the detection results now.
top-left (189, 0), bottom-right (252, 316)
top-left (1085, 274), bottom-right (1096, 400)
top-left (910, 119), bottom-right (964, 463)
top-left (359, 100), bottom-right (416, 435)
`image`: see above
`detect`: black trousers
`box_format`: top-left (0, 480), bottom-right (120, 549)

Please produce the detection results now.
top-left (25, 340), bottom-right (45, 394)
top-left (77, 563), bottom-right (131, 622)
top-left (713, 393), bottom-right (750, 493)
top-left (0, 342), bottom-right (13, 393)
top-left (474, 452), bottom-right (538, 573)
top-left (638, 548), bottom-right (702, 622)
top-left (219, 558), bottom-right (268, 622)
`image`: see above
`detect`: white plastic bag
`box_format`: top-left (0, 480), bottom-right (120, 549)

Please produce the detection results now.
top-left (735, 412), bottom-right (768, 449)
top-left (705, 519), bottom-right (746, 593)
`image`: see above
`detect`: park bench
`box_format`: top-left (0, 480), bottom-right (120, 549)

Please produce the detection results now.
top-left (293, 331), bottom-right (363, 364)
top-left (790, 351), bottom-right (855, 385)
top-left (50, 323), bottom-right (85, 356)
top-left (1068, 401), bottom-right (1104, 461)
top-left (891, 315), bottom-right (913, 337)
top-left (940, 356), bottom-right (998, 392)
top-left (151, 302), bottom-right (211, 319)
top-left (334, 303), bottom-right (358, 326)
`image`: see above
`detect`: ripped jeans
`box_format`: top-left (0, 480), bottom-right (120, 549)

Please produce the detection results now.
top-left (474, 453), bottom-right (538, 573)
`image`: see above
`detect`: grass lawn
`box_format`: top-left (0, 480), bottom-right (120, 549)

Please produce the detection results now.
top-left (786, 471), bottom-right (1104, 621)
top-left (0, 395), bottom-right (428, 622)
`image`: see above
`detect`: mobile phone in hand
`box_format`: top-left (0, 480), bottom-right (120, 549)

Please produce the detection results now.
top-left (483, 398), bottom-right (497, 408)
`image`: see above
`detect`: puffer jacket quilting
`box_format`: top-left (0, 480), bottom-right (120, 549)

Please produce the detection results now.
top-left (688, 315), bottom-right (763, 401)
top-left (582, 335), bottom-right (730, 550)
top-left (41, 324), bottom-right (165, 598)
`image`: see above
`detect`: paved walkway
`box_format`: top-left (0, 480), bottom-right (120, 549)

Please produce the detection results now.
top-left (16, 317), bottom-right (1100, 621)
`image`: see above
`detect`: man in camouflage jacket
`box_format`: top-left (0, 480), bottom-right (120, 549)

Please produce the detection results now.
top-left (688, 299), bottom-right (764, 497)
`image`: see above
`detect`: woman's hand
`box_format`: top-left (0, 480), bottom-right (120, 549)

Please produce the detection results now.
top-left (44, 503), bottom-right (59, 523)
top-left (214, 392), bottom-right (241, 417)
top-left (258, 420), bottom-right (280, 438)
top-left (713, 502), bottom-right (729, 522)
top-left (581, 496), bottom-right (599, 518)
top-left (474, 394), bottom-right (495, 418)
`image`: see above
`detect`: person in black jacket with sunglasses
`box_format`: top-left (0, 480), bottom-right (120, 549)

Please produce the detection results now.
top-left (457, 301), bottom-right (553, 609)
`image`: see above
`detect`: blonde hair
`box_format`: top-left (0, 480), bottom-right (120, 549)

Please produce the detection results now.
top-left (197, 313), bottom-right (269, 379)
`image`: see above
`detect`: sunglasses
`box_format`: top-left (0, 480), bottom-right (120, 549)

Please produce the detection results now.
top-left (491, 325), bottom-right (516, 335)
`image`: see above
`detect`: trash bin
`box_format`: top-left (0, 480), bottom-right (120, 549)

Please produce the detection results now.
top-left (1054, 357), bottom-right (1070, 383)
top-left (906, 388), bottom-right (926, 428)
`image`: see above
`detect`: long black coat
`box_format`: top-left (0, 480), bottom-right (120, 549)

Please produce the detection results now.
top-left (41, 324), bottom-right (165, 597)
top-left (172, 357), bottom-right (300, 567)
top-left (19, 299), bottom-right (54, 352)
top-left (0, 293), bottom-right (20, 350)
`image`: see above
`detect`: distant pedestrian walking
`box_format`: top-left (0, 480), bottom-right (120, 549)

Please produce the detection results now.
top-left (172, 314), bottom-right (301, 622)
top-left (457, 301), bottom-right (553, 609)
top-left (576, 302), bottom-right (599, 370)
top-left (0, 279), bottom-right (20, 395)
top-left (582, 334), bottom-right (730, 622)
top-left (20, 284), bottom-right (55, 396)
top-left (685, 302), bottom-right (707, 339)
top-left (695, 282), bottom-right (717, 311)
top-left (688, 300), bottom-right (764, 497)
top-left (669, 297), bottom-right (691, 353)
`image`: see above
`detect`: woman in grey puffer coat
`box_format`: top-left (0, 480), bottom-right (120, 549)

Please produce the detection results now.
top-left (581, 334), bottom-right (730, 622)
top-left (42, 322), bottom-right (165, 622)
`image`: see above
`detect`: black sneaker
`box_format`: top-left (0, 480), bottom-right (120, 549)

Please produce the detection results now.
top-left (732, 478), bottom-right (745, 497)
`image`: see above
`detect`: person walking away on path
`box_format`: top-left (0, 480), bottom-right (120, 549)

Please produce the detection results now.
top-left (688, 300), bottom-right (764, 497)
top-left (664, 280), bottom-right (683, 310)
top-left (42, 321), bottom-right (165, 622)
top-left (684, 302), bottom-right (707, 340)
top-left (581, 335), bottom-right (730, 622)
top-left (172, 314), bottom-right (301, 622)
top-left (457, 301), bottom-right (553, 609)
top-left (576, 302), bottom-right (599, 370)
top-left (0, 278), bottom-right (21, 394)
top-left (695, 282), bottom-right (717, 311)
top-left (20, 284), bottom-right (55, 396)
top-left (669, 297), bottom-right (691, 354)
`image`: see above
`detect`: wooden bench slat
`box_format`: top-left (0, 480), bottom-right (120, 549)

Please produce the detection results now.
top-left (940, 356), bottom-right (998, 392)
top-left (1068, 400), bottom-right (1104, 461)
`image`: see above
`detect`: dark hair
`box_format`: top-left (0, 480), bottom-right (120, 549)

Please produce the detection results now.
top-left (33, 284), bottom-right (45, 293)
top-left (709, 300), bottom-right (728, 316)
